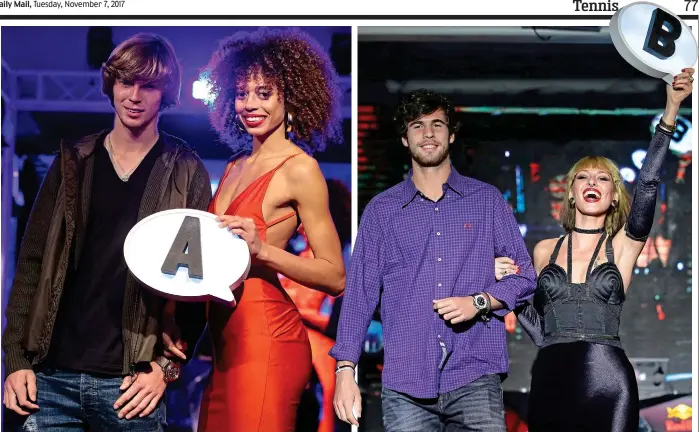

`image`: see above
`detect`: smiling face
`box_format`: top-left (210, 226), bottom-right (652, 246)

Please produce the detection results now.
top-left (570, 168), bottom-right (618, 216)
top-left (113, 78), bottom-right (163, 130)
top-left (401, 108), bottom-right (455, 168)
top-left (234, 74), bottom-right (286, 139)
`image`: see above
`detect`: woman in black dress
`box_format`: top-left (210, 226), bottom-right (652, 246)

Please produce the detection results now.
top-left (495, 68), bottom-right (694, 431)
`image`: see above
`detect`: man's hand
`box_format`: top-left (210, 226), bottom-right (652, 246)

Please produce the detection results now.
top-left (3, 370), bottom-right (39, 415)
top-left (114, 363), bottom-right (166, 420)
top-left (433, 296), bottom-right (479, 324)
top-left (333, 368), bottom-right (361, 426)
top-left (162, 317), bottom-right (187, 361)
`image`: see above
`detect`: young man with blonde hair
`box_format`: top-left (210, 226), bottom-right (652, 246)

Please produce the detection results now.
top-left (2, 33), bottom-right (210, 431)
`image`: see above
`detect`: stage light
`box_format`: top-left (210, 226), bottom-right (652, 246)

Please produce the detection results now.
top-left (505, 151), bottom-right (510, 157)
top-left (619, 167), bottom-right (636, 183)
top-left (644, 268), bottom-right (649, 275)
top-left (519, 224), bottom-right (528, 237)
top-left (193, 72), bottom-right (215, 105)
top-left (634, 268), bottom-right (640, 275)
top-left (631, 150), bottom-right (646, 170)
top-left (677, 262), bottom-right (684, 271)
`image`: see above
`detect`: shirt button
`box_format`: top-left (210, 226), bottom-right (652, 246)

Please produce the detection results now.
top-left (437, 232), bottom-right (441, 236)
top-left (437, 257), bottom-right (442, 262)
top-left (438, 283), bottom-right (442, 287)
top-left (435, 207), bottom-right (439, 212)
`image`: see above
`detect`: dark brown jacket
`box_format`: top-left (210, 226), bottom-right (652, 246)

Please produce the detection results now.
top-left (2, 130), bottom-right (211, 376)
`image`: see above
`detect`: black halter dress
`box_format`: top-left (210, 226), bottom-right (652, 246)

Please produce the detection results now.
top-left (527, 232), bottom-right (639, 432)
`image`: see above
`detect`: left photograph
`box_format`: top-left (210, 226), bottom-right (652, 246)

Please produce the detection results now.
top-left (0, 26), bottom-right (352, 432)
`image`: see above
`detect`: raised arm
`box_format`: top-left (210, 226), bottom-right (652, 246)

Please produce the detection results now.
top-left (613, 70), bottom-right (694, 284)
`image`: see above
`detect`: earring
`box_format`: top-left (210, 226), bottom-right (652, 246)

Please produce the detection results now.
top-left (235, 115), bottom-right (246, 132)
top-left (569, 197), bottom-right (575, 207)
top-left (286, 112), bottom-right (293, 132)
top-left (611, 200), bottom-right (618, 209)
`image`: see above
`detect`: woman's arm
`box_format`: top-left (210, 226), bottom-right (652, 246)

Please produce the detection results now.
top-left (220, 156), bottom-right (346, 296)
top-left (613, 70), bottom-right (694, 284)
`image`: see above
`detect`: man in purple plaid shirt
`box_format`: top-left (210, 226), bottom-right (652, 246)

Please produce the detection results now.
top-left (331, 90), bottom-right (537, 431)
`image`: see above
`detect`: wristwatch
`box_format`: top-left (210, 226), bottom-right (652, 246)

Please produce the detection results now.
top-left (472, 293), bottom-right (491, 322)
top-left (155, 357), bottom-right (181, 383)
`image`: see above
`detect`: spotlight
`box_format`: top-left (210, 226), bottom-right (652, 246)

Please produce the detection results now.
top-left (193, 72), bottom-right (215, 105)
top-left (677, 262), bottom-right (684, 271)
top-left (632, 150), bottom-right (646, 170)
top-left (519, 224), bottom-right (528, 237)
top-left (619, 167), bottom-right (636, 183)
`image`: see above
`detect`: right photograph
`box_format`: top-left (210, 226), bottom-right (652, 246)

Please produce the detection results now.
top-left (336, 26), bottom-right (694, 431)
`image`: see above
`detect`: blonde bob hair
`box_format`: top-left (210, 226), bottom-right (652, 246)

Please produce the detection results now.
top-left (559, 155), bottom-right (631, 236)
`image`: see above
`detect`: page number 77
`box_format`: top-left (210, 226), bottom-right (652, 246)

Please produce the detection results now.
top-left (686, 0), bottom-right (697, 11)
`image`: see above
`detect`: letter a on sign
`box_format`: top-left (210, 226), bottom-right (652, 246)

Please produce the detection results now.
top-left (643, 8), bottom-right (682, 59)
top-left (161, 216), bottom-right (204, 279)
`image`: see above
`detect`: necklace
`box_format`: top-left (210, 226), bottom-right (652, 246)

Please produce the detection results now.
top-left (106, 133), bottom-right (156, 182)
top-left (573, 226), bottom-right (605, 234)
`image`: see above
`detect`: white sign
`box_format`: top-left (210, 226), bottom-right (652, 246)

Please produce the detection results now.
top-left (123, 209), bottom-right (250, 304)
top-left (610, 2), bottom-right (698, 84)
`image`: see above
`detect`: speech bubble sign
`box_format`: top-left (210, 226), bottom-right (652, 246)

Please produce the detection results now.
top-left (610, 1), bottom-right (698, 84)
top-left (123, 208), bottom-right (250, 304)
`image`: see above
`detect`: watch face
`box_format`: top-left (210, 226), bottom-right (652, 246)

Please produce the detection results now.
top-left (165, 363), bottom-right (181, 382)
top-left (475, 295), bottom-right (487, 309)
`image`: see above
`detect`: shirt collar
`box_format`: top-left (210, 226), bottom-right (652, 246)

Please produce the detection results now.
top-left (401, 165), bottom-right (466, 207)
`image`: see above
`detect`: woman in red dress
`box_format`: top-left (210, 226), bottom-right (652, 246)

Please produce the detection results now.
top-left (197, 27), bottom-right (346, 432)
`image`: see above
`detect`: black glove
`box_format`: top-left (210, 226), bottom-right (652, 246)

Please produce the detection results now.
top-left (625, 125), bottom-right (672, 242)
top-left (514, 303), bottom-right (544, 348)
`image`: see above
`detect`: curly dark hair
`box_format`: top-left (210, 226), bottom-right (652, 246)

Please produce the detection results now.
top-left (206, 27), bottom-right (343, 154)
top-left (394, 89), bottom-right (461, 138)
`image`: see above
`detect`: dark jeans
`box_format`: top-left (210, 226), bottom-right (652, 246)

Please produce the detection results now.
top-left (381, 374), bottom-right (506, 432)
top-left (4, 367), bottom-right (166, 431)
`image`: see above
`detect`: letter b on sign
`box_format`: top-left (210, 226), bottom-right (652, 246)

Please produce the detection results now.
top-left (610, 2), bottom-right (697, 84)
top-left (643, 8), bottom-right (682, 59)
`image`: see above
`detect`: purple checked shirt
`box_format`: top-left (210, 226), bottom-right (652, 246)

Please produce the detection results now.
top-left (330, 167), bottom-right (537, 398)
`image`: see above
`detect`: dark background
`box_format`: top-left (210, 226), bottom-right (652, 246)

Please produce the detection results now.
top-left (354, 26), bottom-right (693, 431)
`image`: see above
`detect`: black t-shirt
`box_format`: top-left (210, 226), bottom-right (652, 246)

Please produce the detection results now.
top-left (48, 136), bottom-right (162, 375)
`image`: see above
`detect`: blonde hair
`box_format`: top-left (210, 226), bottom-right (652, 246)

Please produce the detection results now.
top-left (101, 33), bottom-right (181, 110)
top-left (560, 155), bottom-right (631, 236)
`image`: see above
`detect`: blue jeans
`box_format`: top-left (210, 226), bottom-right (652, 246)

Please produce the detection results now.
top-left (381, 374), bottom-right (506, 432)
top-left (5, 367), bottom-right (167, 431)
